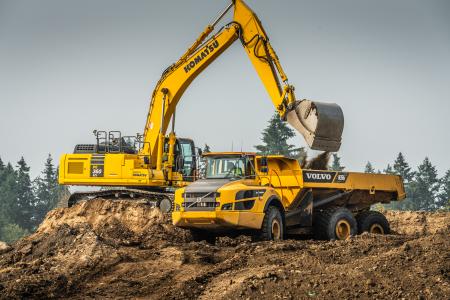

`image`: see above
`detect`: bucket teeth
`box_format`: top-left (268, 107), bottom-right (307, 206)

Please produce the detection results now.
top-left (286, 100), bottom-right (344, 152)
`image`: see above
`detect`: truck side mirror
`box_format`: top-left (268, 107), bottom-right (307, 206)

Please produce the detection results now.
top-left (197, 148), bottom-right (203, 156)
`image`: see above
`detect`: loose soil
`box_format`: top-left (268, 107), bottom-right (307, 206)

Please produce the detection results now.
top-left (0, 199), bottom-right (449, 299)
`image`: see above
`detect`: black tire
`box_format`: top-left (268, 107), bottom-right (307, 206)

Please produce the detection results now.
top-left (356, 211), bottom-right (390, 234)
top-left (256, 206), bottom-right (285, 241)
top-left (189, 229), bottom-right (216, 245)
top-left (313, 207), bottom-right (357, 240)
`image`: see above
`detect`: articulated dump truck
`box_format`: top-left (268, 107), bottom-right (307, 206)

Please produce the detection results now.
top-left (173, 152), bottom-right (406, 242)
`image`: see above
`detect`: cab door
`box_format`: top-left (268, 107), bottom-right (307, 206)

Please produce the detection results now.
top-left (177, 138), bottom-right (197, 182)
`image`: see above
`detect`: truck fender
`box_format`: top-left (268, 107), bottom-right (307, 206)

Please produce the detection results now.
top-left (263, 195), bottom-right (284, 215)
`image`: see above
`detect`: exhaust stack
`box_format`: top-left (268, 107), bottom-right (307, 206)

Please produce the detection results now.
top-left (286, 100), bottom-right (344, 152)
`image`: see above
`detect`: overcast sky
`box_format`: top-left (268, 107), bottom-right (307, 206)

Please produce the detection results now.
top-left (1, 0), bottom-right (449, 178)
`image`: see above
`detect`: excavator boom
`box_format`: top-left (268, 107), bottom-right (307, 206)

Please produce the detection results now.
top-left (142, 0), bottom-right (344, 166)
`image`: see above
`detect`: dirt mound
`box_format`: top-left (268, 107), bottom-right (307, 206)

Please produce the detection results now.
top-left (386, 210), bottom-right (450, 235)
top-left (0, 201), bottom-right (449, 299)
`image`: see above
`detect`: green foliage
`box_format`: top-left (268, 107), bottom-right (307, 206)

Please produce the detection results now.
top-left (15, 157), bottom-right (35, 232)
top-left (410, 157), bottom-right (440, 211)
top-left (0, 154), bottom-right (68, 242)
top-left (0, 223), bottom-right (29, 244)
top-left (383, 164), bottom-right (394, 174)
top-left (330, 153), bottom-right (345, 171)
top-left (202, 144), bottom-right (211, 154)
top-left (255, 113), bottom-right (301, 158)
top-left (33, 154), bottom-right (67, 228)
top-left (364, 161), bottom-right (375, 173)
top-left (393, 152), bottom-right (414, 182)
top-left (0, 163), bottom-right (17, 226)
top-left (437, 170), bottom-right (450, 211)
top-left (390, 153), bottom-right (414, 210)
top-left (293, 148), bottom-right (307, 166)
top-left (388, 156), bottom-right (441, 211)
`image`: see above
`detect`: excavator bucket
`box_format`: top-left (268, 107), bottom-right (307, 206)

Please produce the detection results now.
top-left (286, 100), bottom-right (344, 152)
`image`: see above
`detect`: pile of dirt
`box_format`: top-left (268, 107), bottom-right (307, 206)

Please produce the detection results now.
top-left (386, 210), bottom-right (450, 235)
top-left (0, 200), bottom-right (449, 299)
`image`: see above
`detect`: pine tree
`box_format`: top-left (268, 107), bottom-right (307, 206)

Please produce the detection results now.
top-left (330, 153), bottom-right (345, 171)
top-left (0, 163), bottom-right (17, 226)
top-left (0, 156), bottom-right (4, 172)
top-left (202, 144), bottom-right (211, 154)
top-left (437, 170), bottom-right (450, 211)
top-left (364, 161), bottom-right (375, 173)
top-left (15, 157), bottom-right (35, 231)
top-left (1, 223), bottom-right (29, 244)
top-left (390, 153), bottom-right (415, 210)
top-left (0, 163), bottom-right (19, 241)
top-left (293, 147), bottom-right (307, 166)
top-left (0, 161), bottom-right (14, 239)
top-left (409, 157), bottom-right (439, 211)
top-left (0, 157), bottom-right (6, 183)
top-left (383, 164), bottom-right (394, 174)
top-left (393, 152), bottom-right (414, 182)
top-left (33, 155), bottom-right (59, 228)
top-left (255, 113), bottom-right (301, 157)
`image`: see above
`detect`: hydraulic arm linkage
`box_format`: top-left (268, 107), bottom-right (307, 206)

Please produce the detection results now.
top-left (142, 0), bottom-right (345, 175)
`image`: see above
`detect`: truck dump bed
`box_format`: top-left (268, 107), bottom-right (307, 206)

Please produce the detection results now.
top-left (259, 156), bottom-right (406, 211)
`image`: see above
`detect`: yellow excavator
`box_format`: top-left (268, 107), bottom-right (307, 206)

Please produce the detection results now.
top-left (59, 0), bottom-right (344, 211)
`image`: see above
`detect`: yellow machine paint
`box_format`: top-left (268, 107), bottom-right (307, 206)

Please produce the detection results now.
top-left (59, 0), bottom-right (344, 208)
top-left (173, 152), bottom-right (405, 240)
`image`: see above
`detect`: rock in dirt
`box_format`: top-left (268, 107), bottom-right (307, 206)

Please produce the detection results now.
top-left (0, 200), bottom-right (449, 300)
top-left (0, 241), bottom-right (11, 255)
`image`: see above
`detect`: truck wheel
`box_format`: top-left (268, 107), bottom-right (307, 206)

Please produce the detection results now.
top-left (257, 206), bottom-right (284, 241)
top-left (189, 229), bottom-right (216, 245)
top-left (314, 207), bottom-right (357, 240)
top-left (356, 211), bottom-right (390, 234)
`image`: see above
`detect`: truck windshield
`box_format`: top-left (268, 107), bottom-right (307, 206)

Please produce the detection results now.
top-left (205, 156), bottom-right (254, 179)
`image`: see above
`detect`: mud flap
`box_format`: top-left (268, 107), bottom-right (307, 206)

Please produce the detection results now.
top-left (286, 100), bottom-right (344, 152)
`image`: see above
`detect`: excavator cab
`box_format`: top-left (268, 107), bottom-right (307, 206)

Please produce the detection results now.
top-left (286, 100), bottom-right (344, 152)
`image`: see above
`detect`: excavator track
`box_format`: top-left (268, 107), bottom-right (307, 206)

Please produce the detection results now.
top-left (67, 189), bottom-right (174, 215)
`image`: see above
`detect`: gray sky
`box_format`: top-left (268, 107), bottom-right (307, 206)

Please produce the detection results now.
top-left (1, 0), bottom-right (449, 178)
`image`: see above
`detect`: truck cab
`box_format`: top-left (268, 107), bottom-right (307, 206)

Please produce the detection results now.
top-left (172, 152), bottom-right (277, 234)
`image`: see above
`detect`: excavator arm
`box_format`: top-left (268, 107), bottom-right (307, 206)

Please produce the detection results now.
top-left (142, 0), bottom-right (344, 169)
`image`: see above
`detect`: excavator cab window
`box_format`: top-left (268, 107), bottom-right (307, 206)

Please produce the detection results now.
top-left (164, 138), bottom-right (197, 181)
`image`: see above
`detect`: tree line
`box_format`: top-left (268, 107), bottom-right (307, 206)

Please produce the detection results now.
top-left (0, 155), bottom-right (69, 243)
top-left (255, 113), bottom-right (450, 212)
